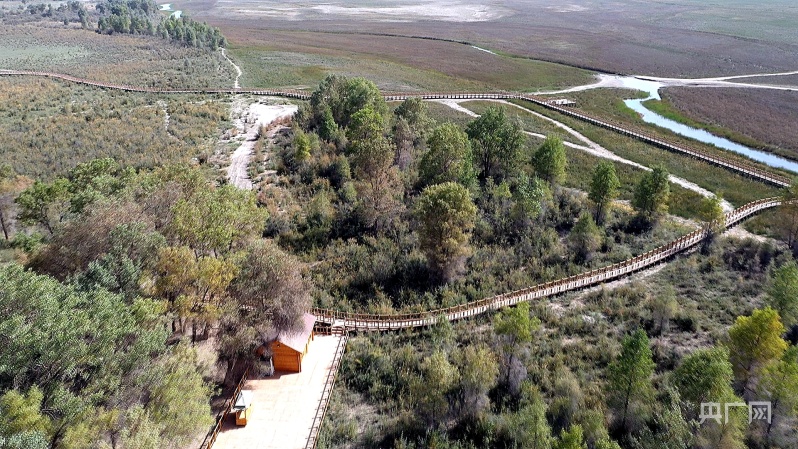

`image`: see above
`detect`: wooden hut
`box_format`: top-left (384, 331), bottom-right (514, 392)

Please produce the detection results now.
top-left (270, 313), bottom-right (316, 372)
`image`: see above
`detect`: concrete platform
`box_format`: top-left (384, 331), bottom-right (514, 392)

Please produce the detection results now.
top-left (213, 335), bottom-right (345, 449)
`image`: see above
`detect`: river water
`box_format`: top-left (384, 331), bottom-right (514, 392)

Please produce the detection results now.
top-left (617, 77), bottom-right (798, 173)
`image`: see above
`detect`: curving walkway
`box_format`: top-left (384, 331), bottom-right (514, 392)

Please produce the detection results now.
top-left (312, 197), bottom-right (784, 331)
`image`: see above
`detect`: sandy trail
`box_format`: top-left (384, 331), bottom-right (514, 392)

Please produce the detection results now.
top-left (433, 99), bottom-right (733, 211)
top-left (156, 100), bottom-right (169, 131)
top-left (535, 70), bottom-right (798, 96)
top-left (221, 48), bottom-right (242, 89)
top-left (227, 102), bottom-right (297, 190)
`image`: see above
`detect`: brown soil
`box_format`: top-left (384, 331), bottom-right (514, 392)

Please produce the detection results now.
top-left (660, 87), bottom-right (798, 159)
top-left (173, 0), bottom-right (798, 78)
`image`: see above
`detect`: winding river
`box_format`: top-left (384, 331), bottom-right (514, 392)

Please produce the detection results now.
top-left (537, 74), bottom-right (798, 174)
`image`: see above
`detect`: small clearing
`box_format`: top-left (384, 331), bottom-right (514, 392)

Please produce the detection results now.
top-left (227, 101), bottom-right (297, 190)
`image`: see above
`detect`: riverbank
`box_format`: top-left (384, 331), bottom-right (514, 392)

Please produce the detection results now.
top-left (536, 73), bottom-right (798, 174)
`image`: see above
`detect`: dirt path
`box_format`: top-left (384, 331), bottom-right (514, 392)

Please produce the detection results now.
top-left (435, 99), bottom-right (733, 211)
top-left (227, 102), bottom-right (297, 190)
top-left (156, 100), bottom-right (170, 131)
top-left (534, 70), bottom-right (798, 96)
top-left (221, 48), bottom-right (243, 89)
top-left (640, 70), bottom-right (798, 92)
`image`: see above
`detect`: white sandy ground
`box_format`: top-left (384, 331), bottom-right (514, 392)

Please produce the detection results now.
top-left (471, 45), bottom-right (497, 56)
top-left (216, 0), bottom-right (510, 22)
top-left (156, 100), bottom-right (169, 131)
top-left (433, 99), bottom-right (734, 212)
top-left (227, 102), bottom-right (297, 190)
top-left (534, 71), bottom-right (798, 96)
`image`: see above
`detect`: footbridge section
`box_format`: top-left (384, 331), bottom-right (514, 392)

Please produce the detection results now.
top-left (312, 197), bottom-right (784, 332)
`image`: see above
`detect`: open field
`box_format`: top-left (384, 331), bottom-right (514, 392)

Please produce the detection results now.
top-left (173, 0), bottom-right (798, 78)
top-left (654, 87), bottom-right (798, 162)
top-left (226, 31), bottom-right (592, 91)
top-left (0, 77), bottom-right (229, 178)
top-left (0, 24), bottom-right (235, 88)
top-left (734, 74), bottom-right (798, 87)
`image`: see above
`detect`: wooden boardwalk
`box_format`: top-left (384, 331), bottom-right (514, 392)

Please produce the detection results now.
top-left (1, 69), bottom-right (790, 187)
top-left (207, 335), bottom-right (346, 449)
top-left (311, 197), bottom-right (785, 331)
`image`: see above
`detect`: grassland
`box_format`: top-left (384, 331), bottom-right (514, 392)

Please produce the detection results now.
top-left (0, 77), bottom-right (229, 178)
top-left (226, 30), bottom-right (593, 91)
top-left (0, 24), bottom-right (235, 88)
top-left (175, 0), bottom-right (798, 78)
top-left (650, 87), bottom-right (798, 162)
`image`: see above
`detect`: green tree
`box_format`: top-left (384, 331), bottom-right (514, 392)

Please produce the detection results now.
top-left (410, 351), bottom-right (457, 427)
top-left (0, 388), bottom-right (50, 441)
top-left (393, 96), bottom-right (432, 160)
top-left (650, 286), bottom-right (679, 335)
top-left (465, 107), bottom-right (525, 181)
top-left (394, 97), bottom-right (432, 136)
top-left (767, 260), bottom-right (798, 328)
top-left (346, 106), bottom-right (385, 147)
top-left (15, 179), bottom-right (71, 235)
top-left (0, 166), bottom-right (30, 241)
top-left (632, 166), bottom-right (670, 222)
top-left (169, 184), bottom-right (266, 256)
top-left (588, 161), bottom-right (620, 225)
top-left (293, 129), bottom-right (312, 163)
top-left (141, 344), bottom-right (213, 447)
top-left (510, 383), bottom-right (553, 449)
top-left (673, 346), bottom-right (734, 407)
top-left (345, 106), bottom-right (403, 231)
top-left (533, 136), bottom-right (567, 185)
top-left (629, 389), bottom-right (691, 449)
top-left (341, 77), bottom-right (387, 127)
top-left (698, 195), bottom-right (726, 252)
top-left (727, 307), bottom-right (788, 394)
top-left (757, 346), bottom-right (798, 445)
top-left (419, 123), bottom-right (475, 187)
top-left (415, 182), bottom-right (477, 281)
top-left (494, 302), bottom-right (540, 394)
top-left (230, 239), bottom-right (311, 332)
top-left (556, 424), bottom-right (587, 449)
top-left (510, 174), bottom-right (549, 235)
top-left (607, 329), bottom-right (655, 432)
top-left (569, 211), bottom-right (602, 263)
top-left (453, 344), bottom-right (498, 420)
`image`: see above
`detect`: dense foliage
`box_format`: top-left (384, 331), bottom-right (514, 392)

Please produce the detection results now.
top-left (1, 159), bottom-right (312, 446)
top-left (96, 0), bottom-right (226, 50)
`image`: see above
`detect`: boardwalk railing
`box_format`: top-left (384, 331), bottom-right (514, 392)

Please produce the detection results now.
top-left (305, 335), bottom-right (348, 449)
top-left (311, 197), bottom-right (784, 331)
top-left (199, 368), bottom-right (249, 449)
top-left (1, 69), bottom-right (789, 187)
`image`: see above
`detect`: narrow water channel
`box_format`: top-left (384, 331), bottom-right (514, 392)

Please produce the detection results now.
top-left (618, 78), bottom-right (798, 173)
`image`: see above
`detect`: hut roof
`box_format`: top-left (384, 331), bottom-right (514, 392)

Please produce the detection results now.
top-left (275, 313), bottom-right (316, 352)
